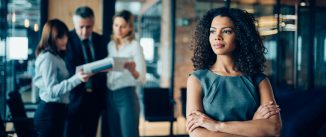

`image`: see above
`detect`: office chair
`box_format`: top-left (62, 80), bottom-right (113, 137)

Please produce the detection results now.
top-left (180, 87), bottom-right (187, 118)
top-left (143, 87), bottom-right (176, 136)
top-left (7, 91), bottom-right (37, 137)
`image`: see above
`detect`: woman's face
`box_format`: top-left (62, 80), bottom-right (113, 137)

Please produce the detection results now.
top-left (113, 17), bottom-right (132, 39)
top-left (55, 35), bottom-right (68, 51)
top-left (209, 16), bottom-right (236, 55)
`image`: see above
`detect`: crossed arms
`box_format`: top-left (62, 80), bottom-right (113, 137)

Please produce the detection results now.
top-left (186, 75), bottom-right (282, 137)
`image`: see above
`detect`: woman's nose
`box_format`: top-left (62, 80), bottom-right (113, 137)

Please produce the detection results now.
top-left (215, 31), bottom-right (223, 40)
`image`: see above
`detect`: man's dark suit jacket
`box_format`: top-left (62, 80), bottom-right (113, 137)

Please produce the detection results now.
top-left (64, 30), bottom-right (108, 137)
top-left (65, 30), bottom-right (108, 109)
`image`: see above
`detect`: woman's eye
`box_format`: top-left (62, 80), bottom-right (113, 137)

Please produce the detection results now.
top-left (210, 30), bottom-right (215, 33)
top-left (223, 30), bottom-right (232, 34)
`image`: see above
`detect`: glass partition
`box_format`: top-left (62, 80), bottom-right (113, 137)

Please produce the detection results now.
top-left (0, 0), bottom-right (40, 118)
top-left (314, 1), bottom-right (326, 88)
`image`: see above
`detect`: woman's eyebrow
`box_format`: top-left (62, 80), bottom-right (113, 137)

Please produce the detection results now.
top-left (221, 27), bottom-right (234, 30)
top-left (210, 26), bottom-right (234, 29)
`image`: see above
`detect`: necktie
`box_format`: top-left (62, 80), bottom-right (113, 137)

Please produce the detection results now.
top-left (82, 39), bottom-right (93, 92)
top-left (82, 39), bottom-right (93, 63)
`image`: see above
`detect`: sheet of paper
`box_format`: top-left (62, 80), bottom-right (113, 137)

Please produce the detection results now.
top-left (112, 57), bottom-right (131, 72)
top-left (76, 58), bottom-right (113, 74)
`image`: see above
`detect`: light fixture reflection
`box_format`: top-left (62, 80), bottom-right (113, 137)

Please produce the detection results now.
top-left (140, 38), bottom-right (154, 62)
top-left (34, 24), bottom-right (39, 32)
top-left (24, 19), bottom-right (30, 28)
top-left (12, 12), bottom-right (16, 23)
top-left (300, 1), bottom-right (307, 6)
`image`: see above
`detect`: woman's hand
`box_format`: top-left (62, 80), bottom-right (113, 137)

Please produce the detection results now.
top-left (253, 101), bottom-right (280, 120)
top-left (124, 61), bottom-right (139, 78)
top-left (76, 70), bottom-right (92, 82)
top-left (124, 61), bottom-right (136, 72)
top-left (186, 110), bottom-right (221, 133)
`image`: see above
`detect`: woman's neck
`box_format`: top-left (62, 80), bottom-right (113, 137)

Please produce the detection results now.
top-left (210, 55), bottom-right (240, 75)
top-left (116, 37), bottom-right (127, 49)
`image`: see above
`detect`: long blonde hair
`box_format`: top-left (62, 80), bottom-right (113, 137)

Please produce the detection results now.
top-left (111, 10), bottom-right (135, 45)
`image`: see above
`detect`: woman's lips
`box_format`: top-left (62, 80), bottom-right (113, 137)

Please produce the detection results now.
top-left (213, 43), bottom-right (225, 49)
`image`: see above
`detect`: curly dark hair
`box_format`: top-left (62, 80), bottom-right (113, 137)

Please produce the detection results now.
top-left (191, 7), bottom-right (266, 75)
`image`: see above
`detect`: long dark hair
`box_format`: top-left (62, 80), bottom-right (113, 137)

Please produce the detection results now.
top-left (35, 19), bottom-right (69, 57)
top-left (191, 7), bottom-right (266, 75)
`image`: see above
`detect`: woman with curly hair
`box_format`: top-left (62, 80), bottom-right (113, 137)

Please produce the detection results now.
top-left (186, 7), bottom-right (282, 136)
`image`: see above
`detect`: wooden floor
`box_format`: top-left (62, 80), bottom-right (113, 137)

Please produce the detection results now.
top-left (94, 116), bottom-right (189, 137)
top-left (139, 117), bottom-right (188, 136)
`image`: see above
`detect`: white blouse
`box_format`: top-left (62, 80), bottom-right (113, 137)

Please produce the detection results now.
top-left (33, 52), bottom-right (82, 103)
top-left (106, 39), bottom-right (146, 91)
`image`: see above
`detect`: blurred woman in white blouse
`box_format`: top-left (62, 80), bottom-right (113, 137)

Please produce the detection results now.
top-left (103, 10), bottom-right (146, 137)
top-left (33, 19), bottom-right (91, 137)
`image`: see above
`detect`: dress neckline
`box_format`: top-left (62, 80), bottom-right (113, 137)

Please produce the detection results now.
top-left (208, 69), bottom-right (243, 77)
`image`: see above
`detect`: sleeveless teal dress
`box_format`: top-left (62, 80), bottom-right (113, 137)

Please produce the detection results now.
top-left (192, 69), bottom-right (266, 122)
